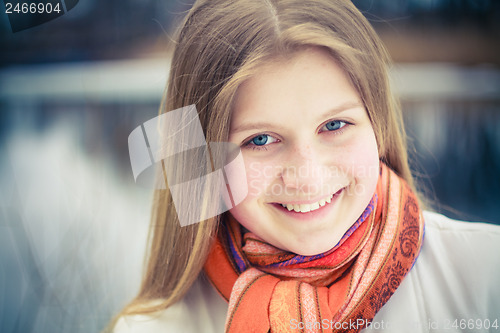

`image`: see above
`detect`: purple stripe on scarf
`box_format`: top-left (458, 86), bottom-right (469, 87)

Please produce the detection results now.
top-left (226, 227), bottom-right (248, 273)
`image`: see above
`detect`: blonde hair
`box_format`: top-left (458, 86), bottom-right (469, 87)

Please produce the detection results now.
top-left (114, 0), bottom-right (415, 321)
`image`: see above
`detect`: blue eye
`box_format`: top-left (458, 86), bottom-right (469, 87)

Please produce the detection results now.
top-left (244, 134), bottom-right (278, 150)
top-left (323, 120), bottom-right (346, 131)
top-left (251, 135), bottom-right (269, 146)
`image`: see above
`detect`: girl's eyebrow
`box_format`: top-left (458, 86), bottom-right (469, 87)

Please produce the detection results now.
top-left (317, 101), bottom-right (364, 121)
top-left (231, 121), bottom-right (286, 135)
top-left (231, 100), bottom-right (363, 135)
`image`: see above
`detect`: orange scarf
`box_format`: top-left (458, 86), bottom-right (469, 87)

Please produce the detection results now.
top-left (204, 164), bottom-right (424, 332)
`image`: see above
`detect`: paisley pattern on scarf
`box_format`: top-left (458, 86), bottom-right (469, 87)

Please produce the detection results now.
top-left (204, 164), bottom-right (424, 332)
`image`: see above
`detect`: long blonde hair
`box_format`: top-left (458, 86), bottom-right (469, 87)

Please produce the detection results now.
top-left (118, 0), bottom-right (414, 319)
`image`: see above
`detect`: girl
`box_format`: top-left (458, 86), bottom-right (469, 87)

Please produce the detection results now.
top-left (112, 0), bottom-right (500, 332)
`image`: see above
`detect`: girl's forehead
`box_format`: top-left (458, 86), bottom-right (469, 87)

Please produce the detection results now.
top-left (232, 48), bottom-right (356, 111)
top-left (229, 48), bottom-right (364, 135)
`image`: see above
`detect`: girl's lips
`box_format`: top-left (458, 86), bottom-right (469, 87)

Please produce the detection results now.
top-left (271, 188), bottom-right (344, 220)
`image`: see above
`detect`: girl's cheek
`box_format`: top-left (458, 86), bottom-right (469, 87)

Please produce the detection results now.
top-left (330, 129), bottom-right (379, 192)
top-left (353, 144), bottom-right (379, 177)
top-left (350, 133), bottom-right (380, 196)
top-left (244, 160), bottom-right (278, 199)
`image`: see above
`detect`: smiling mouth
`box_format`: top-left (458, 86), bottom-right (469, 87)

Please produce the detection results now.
top-left (277, 189), bottom-right (343, 213)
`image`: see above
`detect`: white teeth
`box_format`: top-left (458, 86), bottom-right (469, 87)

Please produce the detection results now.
top-left (299, 204), bottom-right (310, 213)
top-left (279, 193), bottom-right (336, 213)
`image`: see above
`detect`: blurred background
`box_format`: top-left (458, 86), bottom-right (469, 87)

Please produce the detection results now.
top-left (1, 0), bottom-right (499, 332)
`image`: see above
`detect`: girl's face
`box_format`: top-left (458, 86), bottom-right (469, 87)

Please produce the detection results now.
top-left (228, 47), bottom-right (380, 255)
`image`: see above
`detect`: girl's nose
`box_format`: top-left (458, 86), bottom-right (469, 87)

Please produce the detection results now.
top-left (280, 144), bottom-right (327, 193)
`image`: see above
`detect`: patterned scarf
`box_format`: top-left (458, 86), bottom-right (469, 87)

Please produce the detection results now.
top-left (204, 164), bottom-right (424, 332)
